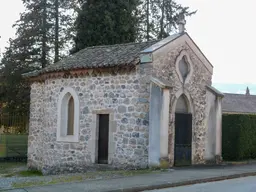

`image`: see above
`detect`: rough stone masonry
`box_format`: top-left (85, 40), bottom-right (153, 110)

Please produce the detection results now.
top-left (25, 32), bottom-right (222, 175)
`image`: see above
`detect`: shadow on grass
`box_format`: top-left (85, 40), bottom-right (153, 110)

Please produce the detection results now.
top-left (18, 170), bottom-right (43, 177)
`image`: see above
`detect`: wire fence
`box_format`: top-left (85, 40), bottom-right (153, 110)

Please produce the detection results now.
top-left (0, 114), bottom-right (29, 134)
top-left (0, 114), bottom-right (29, 161)
top-left (0, 134), bottom-right (28, 161)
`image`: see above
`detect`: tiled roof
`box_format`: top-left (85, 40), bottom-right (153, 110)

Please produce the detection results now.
top-left (23, 32), bottom-right (188, 78)
top-left (222, 93), bottom-right (256, 114)
top-left (23, 40), bottom-right (158, 78)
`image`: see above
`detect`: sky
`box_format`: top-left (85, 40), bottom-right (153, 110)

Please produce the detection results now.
top-left (0, 0), bottom-right (256, 94)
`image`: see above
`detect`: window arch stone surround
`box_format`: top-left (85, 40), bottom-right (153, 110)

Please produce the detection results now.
top-left (57, 87), bottom-right (80, 142)
top-left (175, 50), bottom-right (193, 84)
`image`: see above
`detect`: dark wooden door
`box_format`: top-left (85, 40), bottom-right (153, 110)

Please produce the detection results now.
top-left (98, 114), bottom-right (109, 164)
top-left (174, 113), bottom-right (192, 166)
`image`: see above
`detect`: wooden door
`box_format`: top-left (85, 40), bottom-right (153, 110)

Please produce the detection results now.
top-left (98, 114), bottom-right (109, 164)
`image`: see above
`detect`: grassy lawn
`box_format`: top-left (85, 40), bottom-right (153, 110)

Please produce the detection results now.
top-left (12, 169), bottom-right (164, 188)
top-left (0, 162), bottom-right (27, 177)
top-left (0, 162), bottom-right (44, 178)
top-left (224, 159), bottom-right (256, 165)
top-left (0, 161), bottom-right (167, 189)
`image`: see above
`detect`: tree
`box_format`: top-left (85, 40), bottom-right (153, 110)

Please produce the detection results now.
top-left (72, 0), bottom-right (140, 53)
top-left (54, 0), bottom-right (60, 63)
top-left (15, 0), bottom-right (53, 68)
top-left (0, 0), bottom-right (80, 115)
top-left (51, 0), bottom-right (81, 62)
top-left (138, 0), bottom-right (196, 41)
top-left (0, 38), bottom-right (39, 115)
top-left (15, 0), bottom-right (79, 67)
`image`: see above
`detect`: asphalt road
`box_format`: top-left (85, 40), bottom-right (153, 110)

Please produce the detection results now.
top-left (144, 176), bottom-right (256, 192)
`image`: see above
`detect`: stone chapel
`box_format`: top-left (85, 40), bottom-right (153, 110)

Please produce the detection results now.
top-left (24, 21), bottom-right (223, 174)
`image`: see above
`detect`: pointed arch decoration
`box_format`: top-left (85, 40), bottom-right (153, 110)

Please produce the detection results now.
top-left (169, 88), bottom-right (195, 166)
top-left (175, 50), bottom-right (193, 84)
top-left (171, 88), bottom-right (194, 115)
top-left (175, 94), bottom-right (189, 113)
top-left (57, 87), bottom-right (80, 142)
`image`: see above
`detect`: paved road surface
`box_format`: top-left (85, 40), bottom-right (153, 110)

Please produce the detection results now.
top-left (144, 176), bottom-right (256, 192)
top-left (3, 164), bottom-right (256, 192)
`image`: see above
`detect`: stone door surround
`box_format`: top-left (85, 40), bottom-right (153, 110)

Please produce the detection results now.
top-left (89, 109), bottom-right (116, 164)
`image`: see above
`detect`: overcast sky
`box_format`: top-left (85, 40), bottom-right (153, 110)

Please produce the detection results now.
top-left (0, 0), bottom-right (255, 86)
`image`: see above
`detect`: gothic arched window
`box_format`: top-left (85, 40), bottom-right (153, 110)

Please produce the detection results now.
top-left (67, 96), bottom-right (74, 135)
top-left (57, 87), bottom-right (79, 142)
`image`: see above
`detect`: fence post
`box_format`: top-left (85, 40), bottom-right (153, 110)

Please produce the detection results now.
top-left (6, 134), bottom-right (8, 158)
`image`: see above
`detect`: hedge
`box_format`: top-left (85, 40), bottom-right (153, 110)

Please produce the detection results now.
top-left (222, 114), bottom-right (256, 161)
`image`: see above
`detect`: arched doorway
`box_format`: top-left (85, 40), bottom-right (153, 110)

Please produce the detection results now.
top-left (174, 94), bottom-right (192, 166)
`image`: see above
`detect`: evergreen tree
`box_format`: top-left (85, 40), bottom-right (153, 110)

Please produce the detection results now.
top-left (50, 0), bottom-right (81, 62)
top-left (0, 38), bottom-right (39, 115)
top-left (0, 0), bottom-right (79, 114)
top-left (138, 0), bottom-right (196, 41)
top-left (16, 0), bottom-right (79, 66)
top-left (72, 0), bottom-right (140, 53)
top-left (15, 0), bottom-right (53, 68)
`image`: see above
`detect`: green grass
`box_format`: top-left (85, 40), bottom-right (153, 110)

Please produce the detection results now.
top-left (0, 162), bottom-right (43, 178)
top-left (12, 169), bottom-right (163, 188)
top-left (0, 162), bottom-right (26, 174)
top-left (3, 173), bottom-right (16, 177)
top-left (0, 162), bottom-right (27, 178)
top-left (18, 170), bottom-right (43, 177)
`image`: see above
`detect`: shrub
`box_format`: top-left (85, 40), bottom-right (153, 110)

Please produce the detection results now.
top-left (222, 114), bottom-right (256, 161)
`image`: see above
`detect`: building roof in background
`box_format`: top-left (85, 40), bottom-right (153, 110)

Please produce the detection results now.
top-left (222, 93), bottom-right (256, 114)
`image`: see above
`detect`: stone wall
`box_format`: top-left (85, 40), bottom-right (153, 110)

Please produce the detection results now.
top-left (27, 83), bottom-right (44, 171)
top-left (151, 40), bottom-right (212, 165)
top-left (28, 69), bottom-right (150, 174)
top-left (28, 35), bottom-right (215, 174)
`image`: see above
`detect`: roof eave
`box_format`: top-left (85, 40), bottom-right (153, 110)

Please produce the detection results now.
top-left (206, 85), bottom-right (224, 98)
top-left (151, 76), bottom-right (172, 89)
top-left (140, 32), bottom-right (185, 54)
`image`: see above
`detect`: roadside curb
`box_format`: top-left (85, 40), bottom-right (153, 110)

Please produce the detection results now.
top-left (107, 172), bottom-right (256, 192)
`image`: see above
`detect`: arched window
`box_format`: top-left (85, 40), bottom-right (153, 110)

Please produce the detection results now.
top-left (57, 87), bottom-right (79, 142)
top-left (67, 96), bottom-right (74, 135)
